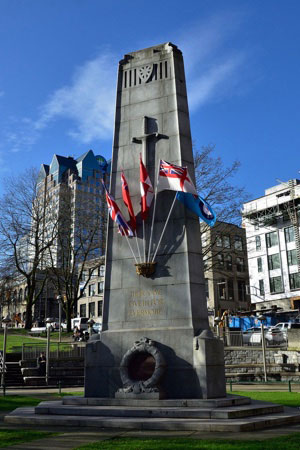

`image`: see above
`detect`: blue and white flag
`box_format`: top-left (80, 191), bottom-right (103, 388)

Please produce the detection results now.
top-left (176, 192), bottom-right (216, 226)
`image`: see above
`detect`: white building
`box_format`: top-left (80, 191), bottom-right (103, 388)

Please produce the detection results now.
top-left (242, 179), bottom-right (300, 310)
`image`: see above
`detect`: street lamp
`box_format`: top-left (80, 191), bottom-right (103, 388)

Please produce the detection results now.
top-left (1, 315), bottom-right (11, 396)
top-left (87, 318), bottom-right (95, 339)
top-left (45, 317), bottom-right (53, 386)
top-left (57, 295), bottom-right (62, 343)
top-left (257, 313), bottom-right (267, 382)
top-left (214, 317), bottom-right (222, 338)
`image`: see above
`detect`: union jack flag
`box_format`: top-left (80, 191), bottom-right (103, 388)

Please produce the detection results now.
top-left (102, 181), bottom-right (134, 237)
top-left (158, 160), bottom-right (197, 195)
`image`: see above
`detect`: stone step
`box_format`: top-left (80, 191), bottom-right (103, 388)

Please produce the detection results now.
top-left (62, 395), bottom-right (251, 408)
top-left (5, 406), bottom-right (300, 432)
top-left (35, 400), bottom-right (283, 420)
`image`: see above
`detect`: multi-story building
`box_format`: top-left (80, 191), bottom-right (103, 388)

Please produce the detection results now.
top-left (202, 221), bottom-right (250, 316)
top-left (77, 257), bottom-right (105, 323)
top-left (37, 150), bottom-right (109, 268)
top-left (242, 179), bottom-right (300, 310)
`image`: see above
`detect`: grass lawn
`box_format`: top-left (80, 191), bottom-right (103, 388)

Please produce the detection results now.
top-left (0, 430), bottom-right (56, 448)
top-left (0, 334), bottom-right (46, 352)
top-left (232, 391), bottom-right (300, 408)
top-left (0, 392), bottom-right (83, 411)
top-left (75, 434), bottom-right (300, 450)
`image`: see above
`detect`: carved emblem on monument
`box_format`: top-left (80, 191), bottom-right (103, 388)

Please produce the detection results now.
top-left (138, 65), bottom-right (153, 83)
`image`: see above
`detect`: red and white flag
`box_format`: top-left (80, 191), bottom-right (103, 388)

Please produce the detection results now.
top-left (121, 171), bottom-right (136, 231)
top-left (157, 160), bottom-right (197, 195)
top-left (140, 155), bottom-right (154, 221)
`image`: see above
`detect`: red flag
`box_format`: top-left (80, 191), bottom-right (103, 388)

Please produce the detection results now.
top-left (140, 155), bottom-right (154, 221)
top-left (121, 171), bottom-right (136, 231)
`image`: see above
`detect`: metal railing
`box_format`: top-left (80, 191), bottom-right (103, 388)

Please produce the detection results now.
top-left (22, 342), bottom-right (86, 360)
top-left (216, 330), bottom-right (288, 348)
top-left (0, 351), bottom-right (6, 373)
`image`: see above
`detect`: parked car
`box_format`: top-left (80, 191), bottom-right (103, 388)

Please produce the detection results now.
top-left (242, 326), bottom-right (285, 346)
top-left (270, 322), bottom-right (300, 332)
top-left (71, 317), bottom-right (89, 331)
top-left (242, 327), bottom-right (266, 345)
top-left (30, 321), bottom-right (53, 333)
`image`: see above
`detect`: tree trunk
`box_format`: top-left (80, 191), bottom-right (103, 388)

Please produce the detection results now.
top-left (24, 301), bottom-right (33, 329)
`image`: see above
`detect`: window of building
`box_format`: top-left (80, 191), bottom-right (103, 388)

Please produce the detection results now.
top-left (236, 257), bottom-right (245, 272)
top-left (289, 272), bottom-right (300, 290)
top-left (217, 279), bottom-right (226, 299)
top-left (205, 278), bottom-right (209, 299)
top-left (88, 302), bottom-right (95, 318)
top-left (270, 276), bottom-right (283, 293)
top-left (259, 279), bottom-right (265, 296)
top-left (285, 226), bottom-right (295, 243)
top-left (225, 254), bottom-right (232, 270)
top-left (80, 304), bottom-right (86, 317)
top-left (228, 279), bottom-right (234, 300)
top-left (216, 235), bottom-right (222, 247)
top-left (234, 236), bottom-right (243, 251)
top-left (223, 235), bottom-right (231, 248)
top-left (99, 265), bottom-right (105, 277)
top-left (287, 249), bottom-right (298, 266)
top-left (88, 284), bottom-right (96, 296)
top-left (237, 280), bottom-right (246, 301)
top-left (257, 257), bottom-right (262, 272)
top-left (268, 253), bottom-right (281, 270)
top-left (266, 231), bottom-right (278, 248)
top-left (98, 281), bottom-right (104, 294)
top-left (98, 301), bottom-right (103, 317)
top-left (217, 253), bottom-right (224, 268)
top-left (256, 235), bottom-right (261, 250)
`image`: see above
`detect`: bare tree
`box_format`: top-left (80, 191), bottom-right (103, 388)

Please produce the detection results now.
top-left (194, 144), bottom-right (250, 268)
top-left (0, 169), bottom-right (58, 329)
top-left (47, 184), bottom-right (106, 331)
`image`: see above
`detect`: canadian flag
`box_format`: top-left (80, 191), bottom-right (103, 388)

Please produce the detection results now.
top-left (140, 155), bottom-right (154, 221)
top-left (121, 171), bottom-right (136, 231)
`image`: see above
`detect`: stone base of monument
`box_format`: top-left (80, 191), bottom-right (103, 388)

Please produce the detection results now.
top-left (5, 395), bottom-right (300, 432)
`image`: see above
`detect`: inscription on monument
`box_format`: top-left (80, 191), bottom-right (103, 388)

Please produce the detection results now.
top-left (127, 289), bottom-right (166, 319)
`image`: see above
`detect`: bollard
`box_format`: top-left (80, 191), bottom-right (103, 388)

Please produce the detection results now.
top-left (230, 380), bottom-right (233, 392)
top-left (58, 380), bottom-right (62, 395)
top-left (288, 380), bottom-right (292, 392)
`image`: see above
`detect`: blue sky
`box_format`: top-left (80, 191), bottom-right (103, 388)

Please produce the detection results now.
top-left (0, 0), bottom-right (299, 200)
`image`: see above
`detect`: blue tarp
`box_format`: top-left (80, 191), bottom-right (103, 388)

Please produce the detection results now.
top-left (229, 316), bottom-right (277, 331)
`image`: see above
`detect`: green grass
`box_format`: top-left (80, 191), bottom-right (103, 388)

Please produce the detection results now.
top-left (0, 429), bottom-right (56, 448)
top-left (231, 391), bottom-right (300, 408)
top-left (0, 392), bottom-right (83, 411)
top-left (0, 334), bottom-right (46, 352)
top-left (75, 434), bottom-right (300, 450)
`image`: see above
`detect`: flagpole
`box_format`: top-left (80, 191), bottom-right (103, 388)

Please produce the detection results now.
top-left (122, 228), bottom-right (138, 264)
top-left (151, 192), bottom-right (177, 263)
top-left (147, 161), bottom-right (160, 263)
top-left (142, 220), bottom-right (146, 263)
top-left (135, 232), bottom-right (142, 262)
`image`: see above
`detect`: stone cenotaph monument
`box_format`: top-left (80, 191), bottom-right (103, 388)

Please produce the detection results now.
top-left (85, 42), bottom-right (226, 399)
top-left (6, 43), bottom-right (300, 432)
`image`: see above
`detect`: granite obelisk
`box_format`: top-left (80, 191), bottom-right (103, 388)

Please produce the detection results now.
top-left (85, 42), bottom-right (226, 399)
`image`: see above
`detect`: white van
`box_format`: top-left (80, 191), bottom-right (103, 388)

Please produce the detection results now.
top-left (71, 317), bottom-right (89, 331)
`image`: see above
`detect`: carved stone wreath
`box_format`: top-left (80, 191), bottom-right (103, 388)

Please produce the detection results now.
top-left (118, 337), bottom-right (166, 394)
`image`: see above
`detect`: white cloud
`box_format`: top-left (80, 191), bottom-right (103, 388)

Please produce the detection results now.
top-left (0, 10), bottom-right (251, 157)
top-left (35, 52), bottom-right (116, 143)
top-left (178, 11), bottom-right (247, 111)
